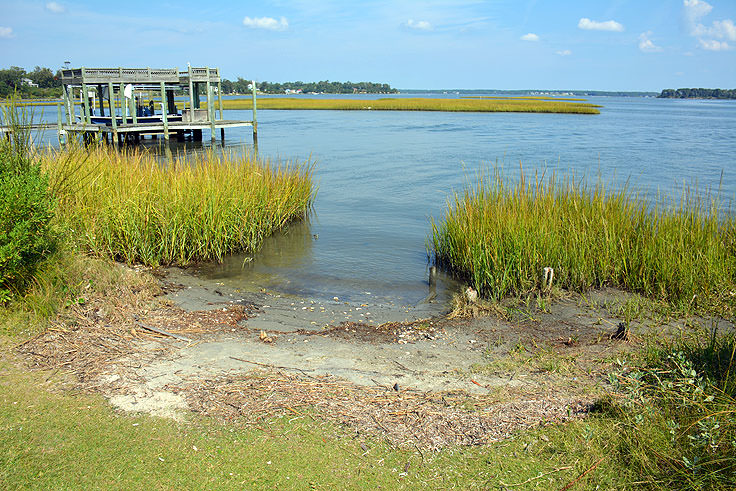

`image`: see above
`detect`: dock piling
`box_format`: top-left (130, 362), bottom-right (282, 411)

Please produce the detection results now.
top-left (160, 81), bottom-right (169, 140)
top-left (251, 79), bottom-right (258, 147)
top-left (56, 102), bottom-right (65, 145)
top-left (206, 67), bottom-right (216, 142)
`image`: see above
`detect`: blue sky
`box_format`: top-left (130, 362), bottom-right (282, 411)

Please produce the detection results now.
top-left (1, 0), bottom-right (735, 91)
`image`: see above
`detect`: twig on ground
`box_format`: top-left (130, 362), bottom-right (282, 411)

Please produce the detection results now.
top-left (559, 456), bottom-right (605, 491)
top-left (136, 322), bottom-right (191, 342)
top-left (499, 466), bottom-right (572, 487)
top-left (228, 356), bottom-right (315, 374)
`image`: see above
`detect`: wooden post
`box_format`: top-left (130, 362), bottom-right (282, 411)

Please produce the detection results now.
top-left (119, 83), bottom-right (126, 123)
top-left (251, 80), bottom-right (258, 147)
top-left (107, 82), bottom-right (117, 148)
top-left (63, 84), bottom-right (73, 125)
top-left (69, 85), bottom-right (76, 124)
top-left (131, 94), bottom-right (137, 125)
top-left (80, 67), bottom-right (91, 125)
top-left (98, 84), bottom-right (105, 116)
top-left (56, 102), bottom-right (65, 145)
top-left (187, 65), bottom-right (195, 121)
top-left (81, 83), bottom-right (91, 124)
top-left (206, 67), bottom-right (215, 142)
top-left (217, 80), bottom-right (223, 121)
top-left (160, 81), bottom-right (169, 140)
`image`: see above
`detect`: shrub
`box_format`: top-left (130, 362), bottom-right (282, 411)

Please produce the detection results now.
top-left (0, 101), bottom-right (55, 302)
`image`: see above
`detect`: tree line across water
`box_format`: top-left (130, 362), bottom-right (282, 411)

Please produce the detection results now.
top-left (222, 78), bottom-right (397, 94)
top-left (0, 65), bottom-right (397, 98)
top-left (658, 88), bottom-right (736, 99)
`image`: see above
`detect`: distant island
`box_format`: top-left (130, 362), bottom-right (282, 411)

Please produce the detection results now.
top-left (658, 88), bottom-right (736, 99)
top-left (399, 89), bottom-right (658, 97)
top-left (222, 78), bottom-right (398, 95)
top-left (0, 65), bottom-right (399, 98)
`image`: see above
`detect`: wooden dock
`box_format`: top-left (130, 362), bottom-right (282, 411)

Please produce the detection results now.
top-left (24, 65), bottom-right (259, 146)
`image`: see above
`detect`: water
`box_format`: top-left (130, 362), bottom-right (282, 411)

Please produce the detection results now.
top-left (32, 96), bottom-right (736, 306)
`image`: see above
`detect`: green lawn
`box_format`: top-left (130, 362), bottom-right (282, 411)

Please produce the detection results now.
top-left (0, 339), bottom-right (629, 490)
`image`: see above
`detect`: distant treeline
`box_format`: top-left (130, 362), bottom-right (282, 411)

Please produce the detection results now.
top-left (0, 66), bottom-right (62, 98)
top-left (222, 78), bottom-right (397, 95)
top-left (658, 88), bottom-right (736, 99)
top-left (401, 89), bottom-right (658, 97)
top-left (1, 65), bottom-right (398, 97)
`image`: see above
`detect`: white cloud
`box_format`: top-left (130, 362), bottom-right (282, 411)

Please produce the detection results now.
top-left (0, 26), bottom-right (14, 39)
top-left (556, 49), bottom-right (571, 56)
top-left (683, 0), bottom-right (735, 51)
top-left (520, 33), bottom-right (539, 41)
top-left (683, 0), bottom-right (713, 33)
top-left (698, 19), bottom-right (736, 40)
top-left (698, 38), bottom-right (730, 50)
top-left (406, 19), bottom-right (432, 31)
top-left (691, 16), bottom-right (736, 40)
top-left (242, 16), bottom-right (288, 31)
top-left (578, 17), bottom-right (624, 32)
top-left (45, 2), bottom-right (65, 13)
top-left (639, 32), bottom-right (663, 52)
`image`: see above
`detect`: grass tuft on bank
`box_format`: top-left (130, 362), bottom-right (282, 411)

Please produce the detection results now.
top-left (430, 168), bottom-right (736, 315)
top-left (39, 145), bottom-right (315, 266)
top-left (215, 96), bottom-right (601, 114)
top-left (604, 325), bottom-right (736, 489)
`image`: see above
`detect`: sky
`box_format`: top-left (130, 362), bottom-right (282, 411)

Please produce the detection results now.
top-left (1, 0), bottom-right (735, 91)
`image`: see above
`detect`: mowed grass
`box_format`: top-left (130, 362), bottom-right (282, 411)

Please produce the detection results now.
top-left (0, 343), bottom-right (634, 489)
top-left (38, 144), bottom-right (315, 266)
top-left (213, 96), bottom-right (601, 114)
top-left (431, 168), bottom-right (736, 315)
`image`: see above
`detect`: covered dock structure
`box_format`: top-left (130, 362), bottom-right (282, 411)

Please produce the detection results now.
top-left (57, 66), bottom-right (257, 146)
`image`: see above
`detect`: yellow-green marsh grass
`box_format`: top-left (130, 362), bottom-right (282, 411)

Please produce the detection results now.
top-left (213, 96), bottom-right (601, 114)
top-left (431, 168), bottom-right (736, 315)
top-left (40, 145), bottom-right (315, 266)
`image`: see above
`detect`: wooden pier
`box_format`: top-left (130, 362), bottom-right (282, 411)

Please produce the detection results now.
top-left (52, 65), bottom-right (257, 146)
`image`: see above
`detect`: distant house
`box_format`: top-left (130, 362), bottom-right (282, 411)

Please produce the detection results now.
top-left (284, 88), bottom-right (303, 94)
top-left (21, 78), bottom-right (39, 88)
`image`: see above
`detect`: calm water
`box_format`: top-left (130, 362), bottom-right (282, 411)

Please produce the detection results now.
top-left (34, 96), bottom-right (736, 306)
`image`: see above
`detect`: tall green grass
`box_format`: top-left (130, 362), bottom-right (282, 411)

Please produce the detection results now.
top-left (431, 168), bottom-right (736, 314)
top-left (606, 327), bottom-right (736, 489)
top-left (215, 97), bottom-right (601, 114)
top-left (40, 145), bottom-right (315, 266)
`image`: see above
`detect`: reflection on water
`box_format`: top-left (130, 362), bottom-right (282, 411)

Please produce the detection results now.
top-left (191, 219), bottom-right (315, 292)
top-left (189, 217), bottom-right (461, 305)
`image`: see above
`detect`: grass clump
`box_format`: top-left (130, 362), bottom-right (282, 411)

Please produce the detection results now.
top-left (216, 96), bottom-right (601, 114)
top-left (430, 168), bottom-right (736, 315)
top-left (39, 145), bottom-right (315, 266)
top-left (604, 327), bottom-right (736, 489)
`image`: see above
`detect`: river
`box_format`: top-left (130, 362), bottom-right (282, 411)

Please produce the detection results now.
top-left (32, 95), bottom-right (736, 307)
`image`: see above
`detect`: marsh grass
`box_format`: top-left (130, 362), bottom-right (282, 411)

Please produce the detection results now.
top-left (431, 167), bottom-right (736, 316)
top-left (0, 246), bottom-right (159, 336)
top-left (215, 97), bottom-right (601, 114)
top-left (38, 144), bottom-right (315, 266)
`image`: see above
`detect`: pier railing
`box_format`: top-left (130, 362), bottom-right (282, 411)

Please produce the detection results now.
top-left (61, 67), bottom-right (180, 85)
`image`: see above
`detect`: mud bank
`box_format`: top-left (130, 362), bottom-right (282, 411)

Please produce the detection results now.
top-left (19, 264), bottom-right (697, 448)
